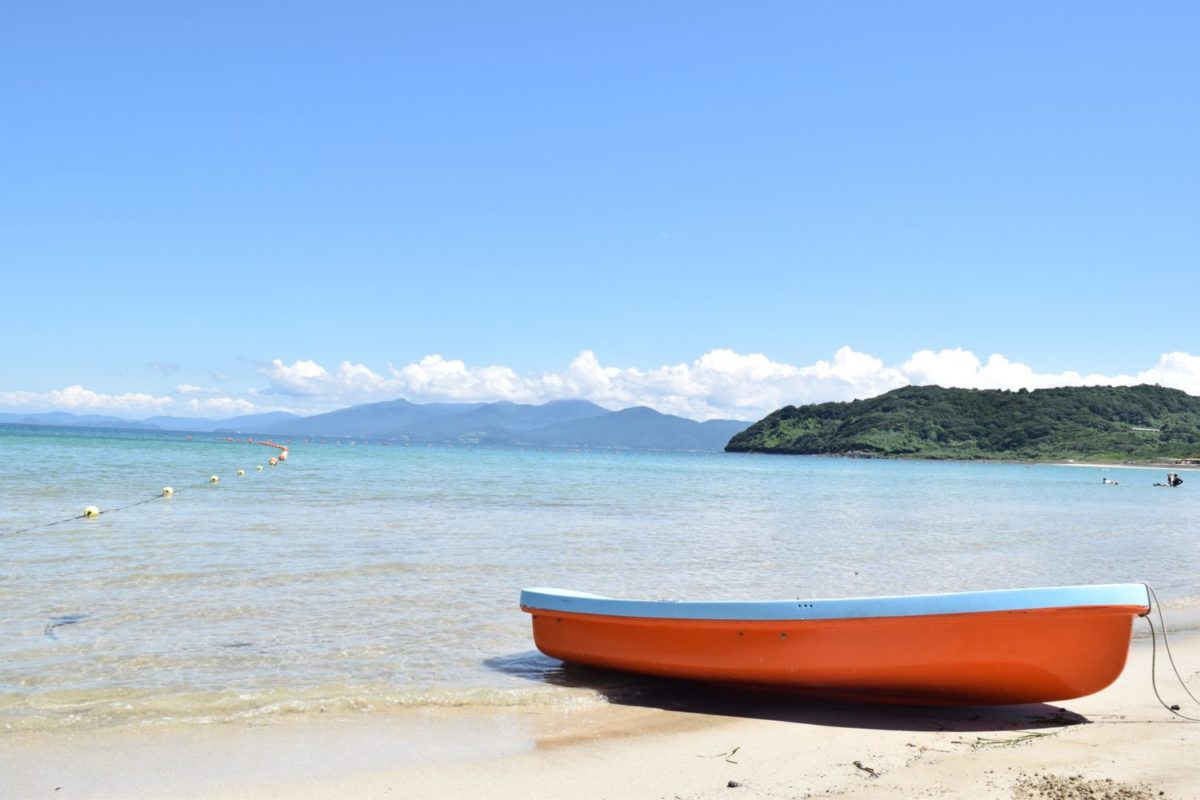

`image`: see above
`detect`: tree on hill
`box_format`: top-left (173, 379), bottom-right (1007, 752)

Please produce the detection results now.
top-left (725, 384), bottom-right (1200, 462)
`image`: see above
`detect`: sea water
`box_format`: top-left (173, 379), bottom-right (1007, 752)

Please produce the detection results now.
top-left (1, 424), bottom-right (1197, 732)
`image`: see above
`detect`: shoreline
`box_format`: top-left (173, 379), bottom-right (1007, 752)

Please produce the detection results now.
top-left (1052, 460), bottom-right (1200, 472)
top-left (4, 632), bottom-right (1198, 799)
top-left (730, 449), bottom-right (1200, 471)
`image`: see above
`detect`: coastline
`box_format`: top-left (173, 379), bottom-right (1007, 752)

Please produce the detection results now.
top-left (1053, 460), bottom-right (1200, 472)
top-left (4, 631), bottom-right (1198, 800)
top-left (730, 449), bottom-right (1200, 471)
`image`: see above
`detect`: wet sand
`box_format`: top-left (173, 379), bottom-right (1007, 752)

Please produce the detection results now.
top-left (3, 630), bottom-right (1198, 799)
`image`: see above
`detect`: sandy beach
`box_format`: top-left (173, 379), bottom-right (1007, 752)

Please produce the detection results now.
top-left (3, 626), bottom-right (1198, 800)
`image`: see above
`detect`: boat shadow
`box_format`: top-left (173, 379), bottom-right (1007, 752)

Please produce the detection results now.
top-left (484, 651), bottom-right (1091, 733)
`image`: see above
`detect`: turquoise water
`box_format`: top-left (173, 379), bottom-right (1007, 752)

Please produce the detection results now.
top-left (1, 424), bottom-right (1197, 731)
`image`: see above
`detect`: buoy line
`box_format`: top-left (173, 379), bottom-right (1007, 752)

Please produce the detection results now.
top-left (4, 482), bottom-right (201, 536)
top-left (253, 440), bottom-right (289, 461)
top-left (1, 439), bottom-right (291, 537)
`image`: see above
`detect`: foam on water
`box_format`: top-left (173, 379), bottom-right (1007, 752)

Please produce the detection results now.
top-left (1, 424), bottom-right (1198, 732)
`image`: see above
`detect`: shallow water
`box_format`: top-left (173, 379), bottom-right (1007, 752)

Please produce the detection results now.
top-left (1, 425), bottom-right (1196, 731)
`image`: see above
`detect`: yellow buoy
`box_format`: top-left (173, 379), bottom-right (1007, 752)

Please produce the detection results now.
top-left (269, 457), bottom-right (277, 466)
top-left (256, 465), bottom-right (264, 471)
top-left (236, 469), bottom-right (245, 477)
top-left (162, 487), bottom-right (174, 497)
top-left (83, 506), bottom-right (100, 518)
top-left (209, 475), bottom-right (220, 484)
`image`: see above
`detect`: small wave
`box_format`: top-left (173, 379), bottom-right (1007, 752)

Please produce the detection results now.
top-left (0, 682), bottom-right (606, 734)
top-left (1147, 596), bottom-right (1200, 634)
top-left (1158, 594), bottom-right (1200, 610)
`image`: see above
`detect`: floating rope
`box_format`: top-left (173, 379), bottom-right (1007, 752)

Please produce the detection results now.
top-left (1, 439), bottom-right (290, 537)
top-left (253, 439), bottom-right (289, 460)
top-left (3, 510), bottom-right (95, 536)
top-left (1144, 584), bottom-right (1200, 721)
top-left (4, 480), bottom-right (208, 536)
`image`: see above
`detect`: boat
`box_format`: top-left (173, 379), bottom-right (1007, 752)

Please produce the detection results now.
top-left (519, 583), bottom-right (1151, 705)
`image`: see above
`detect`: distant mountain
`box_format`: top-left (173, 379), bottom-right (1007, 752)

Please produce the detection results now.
top-left (143, 412), bottom-right (302, 434)
top-left (726, 384), bottom-right (1200, 462)
top-left (401, 399), bottom-right (610, 440)
top-left (432, 399), bottom-right (610, 432)
top-left (508, 406), bottom-right (749, 451)
top-left (269, 398), bottom-right (488, 437)
top-left (0, 411), bottom-right (157, 429)
top-left (0, 411), bottom-right (301, 434)
top-left (270, 398), bottom-right (745, 450)
top-left (1, 400), bottom-right (750, 452)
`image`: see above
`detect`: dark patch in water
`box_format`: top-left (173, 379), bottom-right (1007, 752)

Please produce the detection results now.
top-left (484, 651), bottom-right (651, 700)
top-left (44, 614), bottom-right (89, 639)
top-left (220, 641), bottom-right (253, 648)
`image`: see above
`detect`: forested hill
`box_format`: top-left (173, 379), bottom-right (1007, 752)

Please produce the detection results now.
top-left (725, 385), bottom-right (1200, 462)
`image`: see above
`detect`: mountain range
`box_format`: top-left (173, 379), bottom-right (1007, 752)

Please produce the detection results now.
top-left (1, 400), bottom-right (749, 452)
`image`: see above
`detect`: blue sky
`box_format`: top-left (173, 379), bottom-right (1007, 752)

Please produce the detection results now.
top-left (2, 2), bottom-right (1198, 420)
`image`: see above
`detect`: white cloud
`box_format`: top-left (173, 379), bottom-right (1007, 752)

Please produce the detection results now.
top-left (1137, 352), bottom-right (1200, 396)
top-left (258, 358), bottom-right (331, 396)
top-left (901, 348), bottom-right (985, 387)
top-left (247, 347), bottom-right (1200, 420)
top-left (898, 348), bottom-right (1135, 391)
top-left (390, 355), bottom-right (529, 401)
top-left (187, 396), bottom-right (258, 415)
top-left (6, 349), bottom-right (1200, 422)
top-left (0, 385), bottom-right (174, 414)
top-left (0, 385), bottom-right (297, 420)
top-left (256, 358), bottom-right (397, 402)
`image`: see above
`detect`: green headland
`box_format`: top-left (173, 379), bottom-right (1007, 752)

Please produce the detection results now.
top-left (725, 384), bottom-right (1200, 463)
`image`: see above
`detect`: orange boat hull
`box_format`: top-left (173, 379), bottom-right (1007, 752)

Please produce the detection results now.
top-left (523, 604), bottom-right (1145, 705)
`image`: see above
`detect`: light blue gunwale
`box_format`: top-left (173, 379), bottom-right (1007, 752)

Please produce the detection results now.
top-left (519, 584), bottom-right (1150, 621)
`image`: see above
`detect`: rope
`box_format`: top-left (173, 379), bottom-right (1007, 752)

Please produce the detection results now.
top-left (1144, 584), bottom-right (1200, 721)
top-left (1, 441), bottom-right (288, 537)
top-left (1, 480), bottom-right (208, 537)
top-left (4, 512), bottom-right (92, 536)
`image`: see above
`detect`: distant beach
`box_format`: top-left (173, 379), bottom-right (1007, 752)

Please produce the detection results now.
top-left (1055, 460), bottom-right (1200, 472)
